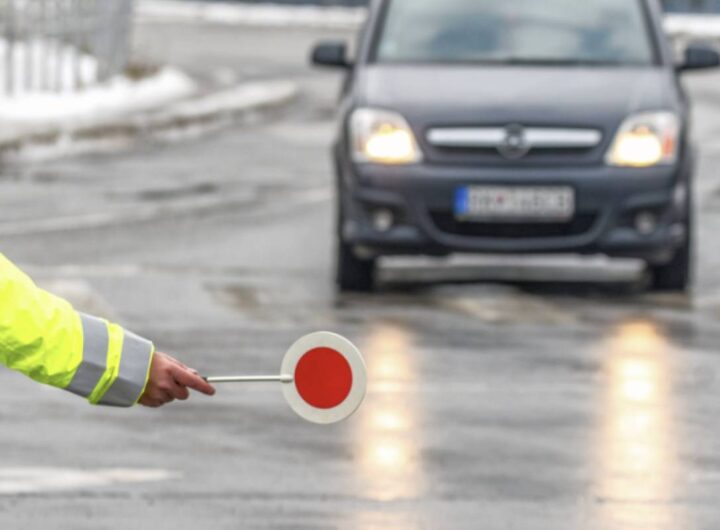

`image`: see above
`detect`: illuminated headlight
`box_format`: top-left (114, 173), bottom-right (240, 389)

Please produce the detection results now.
top-left (350, 108), bottom-right (422, 165)
top-left (606, 112), bottom-right (679, 168)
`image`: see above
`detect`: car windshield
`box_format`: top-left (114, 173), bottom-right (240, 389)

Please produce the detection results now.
top-left (374, 0), bottom-right (656, 66)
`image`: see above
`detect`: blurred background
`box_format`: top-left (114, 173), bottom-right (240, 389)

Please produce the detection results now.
top-left (0, 1), bottom-right (720, 529)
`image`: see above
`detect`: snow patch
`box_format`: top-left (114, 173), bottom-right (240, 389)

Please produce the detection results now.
top-left (0, 78), bottom-right (298, 163)
top-left (0, 67), bottom-right (197, 141)
top-left (137, 0), bottom-right (366, 29)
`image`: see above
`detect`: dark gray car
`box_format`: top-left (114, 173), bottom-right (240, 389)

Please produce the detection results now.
top-left (311, 0), bottom-right (720, 292)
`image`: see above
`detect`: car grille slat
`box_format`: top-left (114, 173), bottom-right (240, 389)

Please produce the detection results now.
top-left (427, 127), bottom-right (602, 149)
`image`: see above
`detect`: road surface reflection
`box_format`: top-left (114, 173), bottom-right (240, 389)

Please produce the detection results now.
top-left (595, 321), bottom-right (684, 529)
top-left (352, 323), bottom-right (426, 505)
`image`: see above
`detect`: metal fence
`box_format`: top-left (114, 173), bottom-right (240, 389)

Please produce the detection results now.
top-left (0, 0), bottom-right (134, 97)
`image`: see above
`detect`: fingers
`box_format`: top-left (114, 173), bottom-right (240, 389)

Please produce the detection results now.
top-left (153, 378), bottom-right (188, 403)
top-left (170, 364), bottom-right (216, 396)
top-left (169, 381), bottom-right (190, 401)
top-left (139, 352), bottom-right (215, 408)
top-left (165, 355), bottom-right (201, 379)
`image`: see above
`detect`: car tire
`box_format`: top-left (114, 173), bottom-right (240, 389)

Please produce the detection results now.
top-left (649, 234), bottom-right (692, 292)
top-left (649, 187), bottom-right (694, 293)
top-left (337, 239), bottom-right (376, 292)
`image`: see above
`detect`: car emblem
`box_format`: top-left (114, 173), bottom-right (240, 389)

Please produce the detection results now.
top-left (498, 124), bottom-right (531, 159)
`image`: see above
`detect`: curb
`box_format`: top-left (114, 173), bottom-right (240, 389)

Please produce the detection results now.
top-left (0, 79), bottom-right (299, 162)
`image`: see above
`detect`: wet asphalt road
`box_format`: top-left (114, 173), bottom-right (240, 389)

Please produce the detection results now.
top-left (2, 21), bottom-right (720, 530)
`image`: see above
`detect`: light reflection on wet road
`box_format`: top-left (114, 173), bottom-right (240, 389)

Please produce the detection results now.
top-left (596, 322), bottom-right (682, 529)
top-left (354, 323), bottom-right (426, 503)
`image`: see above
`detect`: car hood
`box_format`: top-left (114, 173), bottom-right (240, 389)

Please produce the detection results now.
top-left (354, 65), bottom-right (681, 129)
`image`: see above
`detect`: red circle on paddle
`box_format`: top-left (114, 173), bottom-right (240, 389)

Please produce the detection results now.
top-left (294, 347), bottom-right (353, 409)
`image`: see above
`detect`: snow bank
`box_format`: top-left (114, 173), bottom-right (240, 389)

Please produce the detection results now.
top-left (0, 67), bottom-right (196, 140)
top-left (137, 0), bottom-right (366, 29)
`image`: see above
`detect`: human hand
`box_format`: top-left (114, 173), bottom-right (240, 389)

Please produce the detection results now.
top-left (139, 352), bottom-right (215, 407)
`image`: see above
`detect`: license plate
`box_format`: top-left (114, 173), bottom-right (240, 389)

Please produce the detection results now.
top-left (454, 186), bottom-right (575, 222)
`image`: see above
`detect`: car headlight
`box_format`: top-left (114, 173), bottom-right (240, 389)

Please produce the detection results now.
top-left (606, 112), bottom-right (679, 168)
top-left (350, 108), bottom-right (422, 165)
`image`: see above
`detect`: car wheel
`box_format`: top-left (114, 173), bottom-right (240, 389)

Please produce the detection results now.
top-left (649, 234), bottom-right (692, 292)
top-left (649, 188), bottom-right (694, 293)
top-left (337, 239), bottom-right (376, 292)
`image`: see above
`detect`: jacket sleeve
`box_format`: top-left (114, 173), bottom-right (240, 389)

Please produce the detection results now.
top-left (0, 253), bottom-right (154, 407)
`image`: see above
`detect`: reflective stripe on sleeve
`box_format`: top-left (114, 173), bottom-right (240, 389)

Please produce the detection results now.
top-left (65, 313), bottom-right (109, 398)
top-left (98, 331), bottom-right (153, 407)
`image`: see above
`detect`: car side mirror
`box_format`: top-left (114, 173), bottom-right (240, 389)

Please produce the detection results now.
top-left (679, 44), bottom-right (720, 72)
top-left (311, 41), bottom-right (351, 69)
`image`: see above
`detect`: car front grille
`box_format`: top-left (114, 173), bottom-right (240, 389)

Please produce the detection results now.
top-left (429, 212), bottom-right (597, 239)
top-left (423, 125), bottom-right (605, 166)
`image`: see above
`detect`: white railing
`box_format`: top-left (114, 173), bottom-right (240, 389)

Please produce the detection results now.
top-left (0, 0), bottom-right (134, 97)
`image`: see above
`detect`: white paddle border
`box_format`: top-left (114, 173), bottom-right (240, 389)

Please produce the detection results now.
top-left (281, 332), bottom-right (367, 425)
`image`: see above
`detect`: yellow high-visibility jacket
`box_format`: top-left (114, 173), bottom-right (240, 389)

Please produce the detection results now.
top-left (0, 253), bottom-right (154, 407)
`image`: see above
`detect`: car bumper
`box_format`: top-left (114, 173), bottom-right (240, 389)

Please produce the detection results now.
top-left (339, 160), bottom-right (691, 265)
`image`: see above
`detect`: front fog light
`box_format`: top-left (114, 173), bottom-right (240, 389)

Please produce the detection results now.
top-left (351, 108), bottom-right (422, 165)
top-left (635, 211), bottom-right (658, 235)
top-left (372, 209), bottom-right (394, 232)
top-left (606, 112), bottom-right (679, 168)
